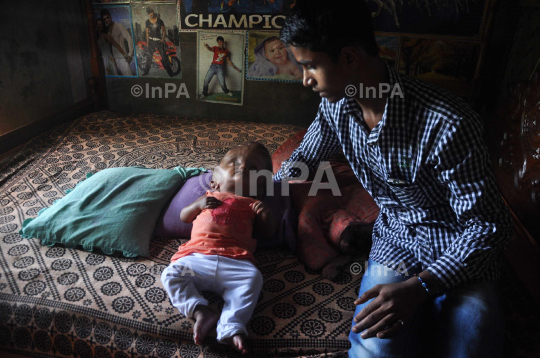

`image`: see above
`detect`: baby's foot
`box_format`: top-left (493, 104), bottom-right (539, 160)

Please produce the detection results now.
top-left (223, 333), bottom-right (248, 355)
top-left (192, 305), bottom-right (219, 345)
top-left (321, 254), bottom-right (352, 280)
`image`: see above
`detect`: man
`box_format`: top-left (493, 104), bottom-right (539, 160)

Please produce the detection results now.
top-left (101, 9), bottom-right (134, 76)
top-left (141, 7), bottom-right (174, 77)
top-left (201, 36), bottom-right (242, 98)
top-left (273, 1), bottom-right (512, 357)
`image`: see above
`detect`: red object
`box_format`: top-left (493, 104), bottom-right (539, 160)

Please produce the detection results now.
top-left (170, 191), bottom-right (258, 264)
top-left (272, 130), bottom-right (380, 270)
top-left (136, 41), bottom-right (177, 70)
top-left (271, 129), bottom-right (307, 174)
top-left (211, 46), bottom-right (230, 65)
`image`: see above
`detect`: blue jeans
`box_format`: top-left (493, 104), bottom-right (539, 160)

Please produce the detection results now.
top-left (203, 63), bottom-right (229, 96)
top-left (348, 259), bottom-right (504, 358)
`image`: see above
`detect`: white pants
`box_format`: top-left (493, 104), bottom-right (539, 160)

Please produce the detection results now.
top-left (161, 253), bottom-right (263, 342)
top-left (114, 57), bottom-right (132, 76)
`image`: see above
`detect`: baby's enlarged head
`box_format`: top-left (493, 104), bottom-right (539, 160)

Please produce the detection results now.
top-left (210, 142), bottom-right (273, 199)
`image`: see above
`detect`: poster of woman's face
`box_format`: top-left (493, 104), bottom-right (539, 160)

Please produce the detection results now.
top-left (246, 31), bottom-right (302, 83)
top-left (131, 3), bottom-right (182, 78)
top-left (197, 31), bottom-right (245, 106)
top-left (93, 5), bottom-right (138, 77)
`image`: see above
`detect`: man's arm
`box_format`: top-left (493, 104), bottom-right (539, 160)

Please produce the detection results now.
top-left (160, 21), bottom-right (166, 42)
top-left (423, 114), bottom-right (513, 289)
top-left (274, 102), bottom-right (342, 181)
top-left (204, 43), bottom-right (214, 52)
top-left (226, 54), bottom-right (241, 72)
top-left (118, 23), bottom-right (134, 57)
top-left (351, 113), bottom-right (513, 339)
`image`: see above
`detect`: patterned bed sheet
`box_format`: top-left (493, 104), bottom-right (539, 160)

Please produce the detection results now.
top-left (0, 112), bottom-right (538, 358)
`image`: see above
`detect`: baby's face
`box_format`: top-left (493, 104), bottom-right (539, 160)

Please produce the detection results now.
top-left (211, 144), bottom-right (272, 199)
top-left (265, 39), bottom-right (288, 65)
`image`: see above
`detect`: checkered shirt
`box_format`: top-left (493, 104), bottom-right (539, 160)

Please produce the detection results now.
top-left (274, 64), bottom-right (513, 290)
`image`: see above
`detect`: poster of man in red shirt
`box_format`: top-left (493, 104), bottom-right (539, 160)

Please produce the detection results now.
top-left (197, 31), bottom-right (245, 105)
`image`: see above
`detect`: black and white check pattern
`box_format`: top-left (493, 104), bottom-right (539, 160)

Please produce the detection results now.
top-left (274, 64), bottom-right (513, 290)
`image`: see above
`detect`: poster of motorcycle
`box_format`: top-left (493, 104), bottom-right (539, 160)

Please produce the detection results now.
top-left (197, 31), bottom-right (245, 106)
top-left (246, 31), bottom-right (302, 83)
top-left (179, 0), bottom-right (297, 32)
top-left (131, 2), bottom-right (182, 78)
top-left (93, 5), bottom-right (138, 77)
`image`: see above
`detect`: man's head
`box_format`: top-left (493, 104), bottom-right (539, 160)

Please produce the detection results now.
top-left (210, 142), bottom-right (273, 199)
top-left (95, 18), bottom-right (105, 33)
top-left (217, 36), bottom-right (225, 48)
top-left (264, 37), bottom-right (289, 66)
top-left (280, 0), bottom-right (379, 103)
top-left (146, 7), bottom-right (155, 19)
top-left (100, 9), bottom-right (112, 26)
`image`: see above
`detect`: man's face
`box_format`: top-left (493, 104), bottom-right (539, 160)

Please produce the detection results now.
top-left (291, 46), bottom-right (352, 103)
top-left (103, 14), bottom-right (112, 26)
top-left (217, 40), bottom-right (224, 48)
top-left (265, 40), bottom-right (288, 65)
top-left (148, 12), bottom-right (155, 19)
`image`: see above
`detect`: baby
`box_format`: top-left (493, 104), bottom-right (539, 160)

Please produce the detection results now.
top-left (264, 37), bottom-right (302, 79)
top-left (161, 142), bottom-right (275, 354)
top-left (248, 36), bottom-right (302, 80)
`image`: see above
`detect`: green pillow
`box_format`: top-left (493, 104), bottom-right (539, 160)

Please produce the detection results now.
top-left (20, 166), bottom-right (204, 257)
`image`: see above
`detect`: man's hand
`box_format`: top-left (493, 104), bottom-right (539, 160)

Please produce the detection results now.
top-left (198, 196), bottom-right (222, 210)
top-left (250, 201), bottom-right (268, 215)
top-left (351, 278), bottom-right (428, 339)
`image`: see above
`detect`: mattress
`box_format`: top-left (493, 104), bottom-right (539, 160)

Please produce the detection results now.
top-left (0, 111), bottom-right (538, 358)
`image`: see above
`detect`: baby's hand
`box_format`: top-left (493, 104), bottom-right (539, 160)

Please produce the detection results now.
top-left (198, 197), bottom-right (222, 210)
top-left (250, 201), bottom-right (268, 215)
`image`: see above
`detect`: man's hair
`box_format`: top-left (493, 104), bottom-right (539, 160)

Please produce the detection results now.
top-left (280, 0), bottom-right (378, 60)
top-left (100, 9), bottom-right (111, 19)
top-left (217, 36), bottom-right (224, 42)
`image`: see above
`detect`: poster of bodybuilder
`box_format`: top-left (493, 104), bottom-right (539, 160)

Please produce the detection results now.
top-left (131, 3), bottom-right (182, 78)
top-left (246, 31), bottom-right (302, 83)
top-left (93, 5), bottom-right (138, 77)
top-left (179, 0), bottom-right (297, 31)
top-left (366, 0), bottom-right (488, 36)
top-left (197, 31), bottom-right (245, 105)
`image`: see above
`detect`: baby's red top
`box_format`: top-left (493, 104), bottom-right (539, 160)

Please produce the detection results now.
top-left (170, 191), bottom-right (259, 264)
